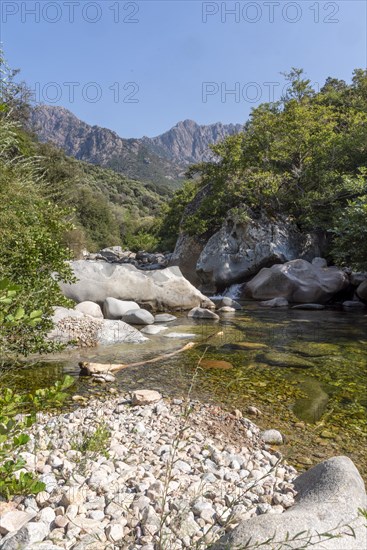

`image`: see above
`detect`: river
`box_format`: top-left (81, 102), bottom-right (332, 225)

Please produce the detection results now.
top-left (3, 303), bottom-right (367, 478)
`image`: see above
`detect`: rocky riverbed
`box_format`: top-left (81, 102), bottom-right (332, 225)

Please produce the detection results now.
top-left (0, 395), bottom-right (298, 550)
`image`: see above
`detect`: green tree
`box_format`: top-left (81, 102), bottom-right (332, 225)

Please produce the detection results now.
top-left (331, 173), bottom-right (367, 271)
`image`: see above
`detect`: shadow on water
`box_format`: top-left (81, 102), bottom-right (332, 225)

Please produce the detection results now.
top-left (2, 303), bottom-right (367, 474)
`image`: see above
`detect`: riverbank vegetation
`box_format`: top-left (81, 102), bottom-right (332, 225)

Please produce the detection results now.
top-left (158, 69), bottom-right (367, 269)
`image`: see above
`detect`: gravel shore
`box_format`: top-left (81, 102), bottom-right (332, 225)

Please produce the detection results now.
top-left (0, 395), bottom-right (298, 550)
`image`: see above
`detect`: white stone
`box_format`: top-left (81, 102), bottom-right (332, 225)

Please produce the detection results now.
top-left (0, 511), bottom-right (36, 535)
top-left (131, 390), bottom-right (162, 406)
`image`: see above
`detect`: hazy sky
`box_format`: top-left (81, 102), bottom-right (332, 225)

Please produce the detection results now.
top-left (2, 0), bottom-right (366, 137)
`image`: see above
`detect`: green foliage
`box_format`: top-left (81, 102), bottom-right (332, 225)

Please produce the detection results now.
top-left (71, 421), bottom-right (110, 459)
top-left (331, 172), bottom-right (367, 270)
top-left (155, 181), bottom-right (200, 249)
top-left (123, 230), bottom-right (159, 253)
top-left (36, 143), bottom-right (168, 252)
top-left (0, 374), bottom-right (74, 499)
top-left (174, 68), bottom-right (367, 268)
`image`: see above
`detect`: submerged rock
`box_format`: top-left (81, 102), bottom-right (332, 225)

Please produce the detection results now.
top-left (164, 332), bottom-right (196, 339)
top-left (222, 342), bottom-right (267, 351)
top-left (154, 314), bottom-right (177, 323)
top-left (188, 307), bottom-right (219, 320)
top-left (211, 297), bottom-right (242, 310)
top-left (292, 303), bottom-right (325, 310)
top-left (293, 378), bottom-right (329, 423)
top-left (260, 351), bottom-right (314, 369)
top-left (200, 359), bottom-right (233, 370)
top-left (342, 300), bottom-right (366, 310)
top-left (141, 325), bottom-right (168, 335)
top-left (260, 297), bottom-right (289, 308)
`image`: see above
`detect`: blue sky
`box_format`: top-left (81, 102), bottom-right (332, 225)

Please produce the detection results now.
top-left (1, 0), bottom-right (366, 137)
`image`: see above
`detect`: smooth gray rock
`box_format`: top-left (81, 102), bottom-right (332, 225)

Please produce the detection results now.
top-left (75, 301), bottom-right (104, 318)
top-left (211, 297), bottom-right (242, 310)
top-left (60, 261), bottom-right (213, 311)
top-left (187, 307), bottom-right (219, 320)
top-left (164, 332), bottom-right (196, 339)
top-left (245, 260), bottom-right (349, 304)
top-left (311, 257), bottom-right (328, 268)
top-left (103, 297), bottom-right (140, 319)
top-left (259, 297), bottom-right (289, 308)
top-left (343, 300), bottom-right (366, 309)
top-left (210, 456), bottom-right (367, 550)
top-left (356, 280), bottom-right (367, 303)
top-left (350, 272), bottom-right (367, 287)
top-left (261, 429), bottom-right (283, 445)
top-left (154, 313), bottom-right (177, 323)
top-left (141, 325), bottom-right (168, 335)
top-left (292, 303), bottom-right (325, 310)
top-left (98, 319), bottom-right (147, 344)
top-left (121, 309), bottom-right (155, 325)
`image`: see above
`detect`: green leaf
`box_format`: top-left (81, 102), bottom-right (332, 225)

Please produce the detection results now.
top-left (29, 310), bottom-right (43, 320)
top-left (14, 307), bottom-right (25, 320)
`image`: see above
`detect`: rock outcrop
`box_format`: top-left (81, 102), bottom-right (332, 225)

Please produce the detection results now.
top-left (211, 456), bottom-right (367, 550)
top-left (60, 261), bottom-right (213, 311)
top-left (244, 259), bottom-right (349, 304)
top-left (171, 207), bottom-right (325, 292)
top-left (196, 213), bottom-right (323, 292)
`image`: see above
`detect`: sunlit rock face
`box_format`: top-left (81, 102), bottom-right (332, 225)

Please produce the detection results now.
top-left (195, 212), bottom-right (324, 293)
top-left (244, 259), bottom-right (349, 304)
top-left (59, 261), bottom-right (214, 311)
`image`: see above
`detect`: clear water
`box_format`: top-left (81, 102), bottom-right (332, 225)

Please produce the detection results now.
top-left (2, 303), bottom-right (367, 476)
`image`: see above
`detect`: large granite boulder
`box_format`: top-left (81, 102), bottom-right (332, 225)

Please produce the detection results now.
top-left (169, 233), bottom-right (206, 287)
top-left (244, 259), bottom-right (349, 304)
top-left (75, 301), bottom-right (103, 319)
top-left (60, 261), bottom-right (213, 311)
top-left (103, 298), bottom-right (140, 319)
top-left (195, 212), bottom-right (323, 292)
top-left (48, 307), bottom-right (146, 346)
top-left (121, 309), bottom-right (155, 325)
top-left (211, 456), bottom-right (367, 549)
top-left (356, 279), bottom-right (367, 303)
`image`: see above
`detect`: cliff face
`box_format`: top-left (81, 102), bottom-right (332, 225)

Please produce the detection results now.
top-left (30, 105), bottom-right (242, 189)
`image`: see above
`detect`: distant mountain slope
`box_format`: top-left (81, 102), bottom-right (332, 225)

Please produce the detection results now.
top-left (30, 105), bottom-right (242, 190)
top-left (142, 119), bottom-right (243, 165)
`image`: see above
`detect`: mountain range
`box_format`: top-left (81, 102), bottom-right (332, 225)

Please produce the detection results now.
top-left (30, 105), bottom-right (242, 190)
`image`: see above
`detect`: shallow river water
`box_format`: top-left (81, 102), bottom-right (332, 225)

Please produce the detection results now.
top-left (3, 303), bottom-right (367, 478)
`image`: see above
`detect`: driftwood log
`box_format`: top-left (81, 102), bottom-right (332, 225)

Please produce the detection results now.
top-left (79, 329), bottom-right (224, 376)
top-left (79, 342), bottom-right (195, 375)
